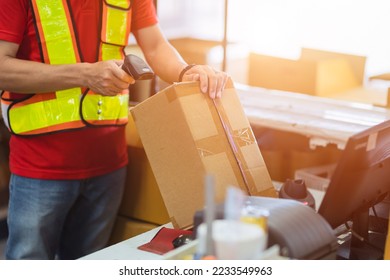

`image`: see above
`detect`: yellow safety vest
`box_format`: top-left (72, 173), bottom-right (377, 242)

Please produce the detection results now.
top-left (1, 0), bottom-right (132, 136)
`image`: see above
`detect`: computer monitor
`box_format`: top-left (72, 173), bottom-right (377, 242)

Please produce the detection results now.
top-left (318, 119), bottom-right (390, 259)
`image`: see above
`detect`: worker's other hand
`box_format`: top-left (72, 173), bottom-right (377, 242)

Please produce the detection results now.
top-left (86, 60), bottom-right (135, 96)
top-left (181, 65), bottom-right (229, 99)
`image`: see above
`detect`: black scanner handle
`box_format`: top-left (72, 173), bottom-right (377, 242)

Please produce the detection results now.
top-left (121, 54), bottom-right (154, 80)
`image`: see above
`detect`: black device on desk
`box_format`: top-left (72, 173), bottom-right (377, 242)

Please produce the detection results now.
top-left (318, 119), bottom-right (390, 260)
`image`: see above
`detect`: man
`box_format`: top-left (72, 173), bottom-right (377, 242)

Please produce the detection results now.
top-left (0, 0), bottom-right (228, 259)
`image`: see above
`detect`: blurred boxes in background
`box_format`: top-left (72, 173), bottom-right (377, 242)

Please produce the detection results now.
top-left (131, 79), bottom-right (276, 229)
top-left (299, 48), bottom-right (366, 84)
top-left (169, 38), bottom-right (221, 65)
top-left (126, 38), bottom-right (249, 91)
top-left (248, 48), bottom-right (364, 97)
top-left (248, 48), bottom-right (390, 107)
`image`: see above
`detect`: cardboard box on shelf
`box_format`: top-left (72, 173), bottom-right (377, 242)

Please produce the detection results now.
top-left (131, 79), bottom-right (276, 229)
top-left (248, 48), bottom-right (365, 97)
top-left (300, 48), bottom-right (366, 84)
top-left (119, 113), bottom-right (170, 225)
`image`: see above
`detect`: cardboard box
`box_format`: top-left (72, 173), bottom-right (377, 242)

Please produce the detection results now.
top-left (294, 163), bottom-right (336, 192)
top-left (118, 113), bottom-right (170, 225)
top-left (248, 48), bottom-right (364, 97)
top-left (169, 38), bottom-right (222, 65)
top-left (118, 146), bottom-right (171, 225)
top-left (131, 80), bottom-right (276, 229)
top-left (108, 215), bottom-right (157, 245)
top-left (300, 48), bottom-right (366, 84)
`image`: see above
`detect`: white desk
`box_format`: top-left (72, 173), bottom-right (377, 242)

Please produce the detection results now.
top-left (80, 182), bottom-right (325, 260)
top-left (80, 223), bottom-right (174, 260)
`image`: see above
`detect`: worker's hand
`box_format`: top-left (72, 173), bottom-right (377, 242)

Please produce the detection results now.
top-left (181, 65), bottom-right (229, 99)
top-left (86, 60), bottom-right (135, 96)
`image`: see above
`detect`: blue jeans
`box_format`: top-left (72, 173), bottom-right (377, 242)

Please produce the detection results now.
top-left (5, 167), bottom-right (126, 260)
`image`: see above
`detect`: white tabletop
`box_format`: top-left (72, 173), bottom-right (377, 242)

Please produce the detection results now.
top-left (237, 83), bottom-right (390, 149)
top-left (80, 223), bottom-right (174, 260)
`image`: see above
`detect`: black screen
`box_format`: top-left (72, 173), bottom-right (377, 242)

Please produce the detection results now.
top-left (318, 119), bottom-right (390, 229)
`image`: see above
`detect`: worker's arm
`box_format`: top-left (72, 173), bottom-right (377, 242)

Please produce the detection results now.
top-left (369, 73), bottom-right (390, 81)
top-left (134, 24), bottom-right (229, 99)
top-left (0, 40), bottom-right (134, 96)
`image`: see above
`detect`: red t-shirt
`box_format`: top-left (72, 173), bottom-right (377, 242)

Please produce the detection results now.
top-left (0, 0), bottom-right (158, 179)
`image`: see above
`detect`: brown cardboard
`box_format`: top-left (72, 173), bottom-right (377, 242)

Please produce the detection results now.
top-left (118, 146), bottom-right (170, 225)
top-left (169, 38), bottom-right (221, 65)
top-left (131, 80), bottom-right (276, 229)
top-left (300, 48), bottom-right (366, 84)
top-left (118, 113), bottom-right (170, 225)
top-left (248, 49), bottom-right (363, 97)
top-left (108, 215), bottom-right (157, 245)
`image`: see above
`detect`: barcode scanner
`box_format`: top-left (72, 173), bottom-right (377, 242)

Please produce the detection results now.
top-left (121, 54), bottom-right (154, 80)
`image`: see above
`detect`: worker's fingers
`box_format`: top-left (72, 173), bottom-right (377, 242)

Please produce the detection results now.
top-left (113, 60), bottom-right (135, 85)
top-left (182, 65), bottom-right (229, 99)
top-left (215, 71), bottom-right (229, 98)
top-left (87, 60), bottom-right (134, 96)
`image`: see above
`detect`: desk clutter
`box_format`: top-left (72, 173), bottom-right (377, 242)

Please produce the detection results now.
top-left (134, 182), bottom-right (336, 260)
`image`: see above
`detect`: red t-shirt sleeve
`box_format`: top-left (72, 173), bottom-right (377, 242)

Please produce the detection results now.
top-left (0, 0), bottom-right (28, 44)
top-left (131, 0), bottom-right (158, 31)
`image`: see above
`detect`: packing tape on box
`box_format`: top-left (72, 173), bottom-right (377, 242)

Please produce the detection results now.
top-left (212, 98), bottom-right (252, 194)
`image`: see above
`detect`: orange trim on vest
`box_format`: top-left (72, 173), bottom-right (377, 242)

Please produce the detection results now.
top-left (10, 93), bottom-right (57, 108)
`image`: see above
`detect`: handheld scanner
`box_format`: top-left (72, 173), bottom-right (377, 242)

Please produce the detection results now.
top-left (122, 54), bottom-right (154, 80)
